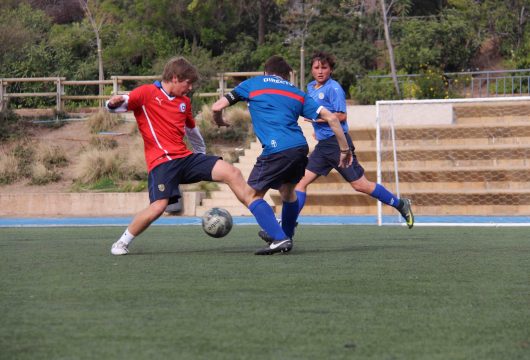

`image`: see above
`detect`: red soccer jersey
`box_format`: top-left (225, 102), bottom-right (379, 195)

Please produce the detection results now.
top-left (127, 83), bottom-right (195, 172)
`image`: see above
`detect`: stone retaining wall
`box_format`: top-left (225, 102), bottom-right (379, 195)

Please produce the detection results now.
top-left (0, 192), bottom-right (204, 217)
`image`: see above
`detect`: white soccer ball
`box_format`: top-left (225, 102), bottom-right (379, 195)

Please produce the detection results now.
top-left (201, 207), bottom-right (233, 238)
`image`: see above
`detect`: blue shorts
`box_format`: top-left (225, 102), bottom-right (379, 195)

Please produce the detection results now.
top-left (148, 153), bottom-right (221, 204)
top-left (248, 145), bottom-right (309, 191)
top-left (307, 133), bottom-right (365, 182)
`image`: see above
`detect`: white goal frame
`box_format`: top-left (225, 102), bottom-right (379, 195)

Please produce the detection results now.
top-left (375, 96), bottom-right (530, 227)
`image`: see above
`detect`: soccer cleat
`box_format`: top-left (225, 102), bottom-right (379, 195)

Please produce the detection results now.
top-left (254, 239), bottom-right (293, 255)
top-left (399, 198), bottom-right (414, 229)
top-left (258, 221), bottom-right (298, 245)
top-left (111, 240), bottom-right (129, 255)
top-left (258, 229), bottom-right (275, 245)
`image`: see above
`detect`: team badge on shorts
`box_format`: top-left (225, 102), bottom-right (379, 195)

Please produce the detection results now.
top-left (158, 184), bottom-right (165, 192)
top-left (179, 103), bottom-right (186, 112)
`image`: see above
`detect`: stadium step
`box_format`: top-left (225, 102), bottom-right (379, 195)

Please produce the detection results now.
top-left (194, 101), bottom-right (530, 216)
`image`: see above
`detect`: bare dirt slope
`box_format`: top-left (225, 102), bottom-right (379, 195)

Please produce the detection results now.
top-left (0, 113), bottom-right (138, 194)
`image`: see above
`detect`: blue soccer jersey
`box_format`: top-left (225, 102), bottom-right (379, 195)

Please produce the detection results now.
top-left (306, 77), bottom-right (348, 141)
top-left (234, 75), bottom-right (322, 155)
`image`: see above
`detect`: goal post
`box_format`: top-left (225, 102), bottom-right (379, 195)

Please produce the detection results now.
top-left (375, 96), bottom-right (530, 226)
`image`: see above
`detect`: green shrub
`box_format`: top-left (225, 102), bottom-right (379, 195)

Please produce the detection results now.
top-left (350, 73), bottom-right (400, 105)
top-left (0, 108), bottom-right (26, 142)
top-left (413, 66), bottom-right (451, 99)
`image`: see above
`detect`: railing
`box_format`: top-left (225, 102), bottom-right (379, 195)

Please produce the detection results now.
top-left (0, 71), bottom-right (300, 113)
top-left (362, 69), bottom-right (530, 98)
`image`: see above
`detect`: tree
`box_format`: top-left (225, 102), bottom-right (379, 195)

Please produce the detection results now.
top-left (379, 0), bottom-right (400, 97)
top-left (280, 0), bottom-right (319, 89)
top-left (78, 0), bottom-right (107, 101)
top-left (342, 0), bottom-right (411, 97)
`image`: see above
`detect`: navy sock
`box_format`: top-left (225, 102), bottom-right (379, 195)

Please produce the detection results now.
top-left (371, 183), bottom-right (400, 208)
top-left (249, 199), bottom-right (286, 241)
top-left (296, 190), bottom-right (307, 214)
top-left (281, 200), bottom-right (299, 238)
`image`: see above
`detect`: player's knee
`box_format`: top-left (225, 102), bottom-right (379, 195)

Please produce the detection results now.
top-left (225, 166), bottom-right (244, 185)
top-left (351, 179), bottom-right (373, 194)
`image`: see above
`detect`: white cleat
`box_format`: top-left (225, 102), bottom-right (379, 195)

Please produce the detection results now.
top-left (111, 240), bottom-right (129, 256)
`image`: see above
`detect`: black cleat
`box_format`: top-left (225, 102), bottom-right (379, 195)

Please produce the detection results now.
top-left (254, 239), bottom-right (293, 255)
top-left (398, 198), bottom-right (414, 229)
top-left (258, 229), bottom-right (275, 245)
top-left (258, 221), bottom-right (298, 245)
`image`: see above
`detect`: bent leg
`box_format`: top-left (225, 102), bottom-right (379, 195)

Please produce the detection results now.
top-left (350, 175), bottom-right (376, 195)
top-left (211, 159), bottom-right (257, 206)
top-left (112, 198), bottom-right (169, 255)
top-left (128, 198), bottom-right (169, 236)
top-left (351, 175), bottom-right (401, 208)
top-left (212, 159), bottom-right (288, 241)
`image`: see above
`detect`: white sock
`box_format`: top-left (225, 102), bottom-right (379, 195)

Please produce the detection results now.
top-left (118, 228), bottom-right (135, 245)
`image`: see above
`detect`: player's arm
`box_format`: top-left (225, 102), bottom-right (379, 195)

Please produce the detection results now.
top-left (318, 107), bottom-right (352, 168)
top-left (335, 112), bottom-right (347, 122)
top-left (105, 95), bottom-right (129, 113)
top-left (305, 111), bottom-right (346, 123)
top-left (211, 90), bottom-right (242, 127)
top-left (185, 126), bottom-right (206, 154)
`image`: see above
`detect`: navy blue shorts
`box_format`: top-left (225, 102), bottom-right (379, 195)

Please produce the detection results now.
top-left (248, 145), bottom-right (309, 191)
top-left (148, 153), bottom-right (221, 204)
top-left (306, 133), bottom-right (365, 182)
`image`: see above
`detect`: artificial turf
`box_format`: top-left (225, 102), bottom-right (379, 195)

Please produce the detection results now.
top-left (0, 225), bottom-right (529, 359)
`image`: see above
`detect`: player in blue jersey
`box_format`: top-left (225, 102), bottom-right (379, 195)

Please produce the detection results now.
top-left (212, 55), bottom-right (352, 255)
top-left (294, 51), bottom-right (414, 227)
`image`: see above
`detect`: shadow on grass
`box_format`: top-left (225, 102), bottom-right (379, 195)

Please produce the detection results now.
top-left (125, 244), bottom-right (418, 256)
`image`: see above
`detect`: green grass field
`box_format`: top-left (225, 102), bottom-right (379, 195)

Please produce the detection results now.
top-left (1, 225), bottom-right (529, 360)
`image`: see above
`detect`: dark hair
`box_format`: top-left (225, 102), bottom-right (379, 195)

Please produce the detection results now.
top-left (310, 51), bottom-right (336, 70)
top-left (162, 56), bottom-right (199, 83)
top-left (264, 55), bottom-right (292, 81)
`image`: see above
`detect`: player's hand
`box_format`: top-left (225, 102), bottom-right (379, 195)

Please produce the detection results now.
top-left (213, 111), bottom-right (231, 127)
top-left (107, 95), bottom-right (125, 109)
top-left (338, 151), bottom-right (353, 168)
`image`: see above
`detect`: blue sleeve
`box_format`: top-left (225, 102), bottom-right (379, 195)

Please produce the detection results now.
top-left (234, 79), bottom-right (251, 101)
top-left (301, 94), bottom-right (321, 120)
top-left (328, 85), bottom-right (347, 113)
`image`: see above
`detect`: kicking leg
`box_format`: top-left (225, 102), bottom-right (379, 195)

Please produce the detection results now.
top-left (212, 160), bottom-right (291, 254)
top-left (350, 175), bottom-right (414, 228)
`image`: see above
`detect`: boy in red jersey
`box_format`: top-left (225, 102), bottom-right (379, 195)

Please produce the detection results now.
top-left (105, 57), bottom-right (268, 255)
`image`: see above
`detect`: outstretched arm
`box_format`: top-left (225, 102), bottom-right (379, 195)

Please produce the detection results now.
top-left (105, 95), bottom-right (129, 112)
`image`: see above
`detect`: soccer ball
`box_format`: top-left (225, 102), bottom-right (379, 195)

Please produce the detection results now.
top-left (201, 207), bottom-right (233, 238)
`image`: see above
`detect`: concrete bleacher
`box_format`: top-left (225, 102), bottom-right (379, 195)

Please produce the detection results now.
top-left (197, 101), bottom-right (530, 216)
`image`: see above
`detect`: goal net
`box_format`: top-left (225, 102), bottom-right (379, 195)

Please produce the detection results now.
top-left (375, 96), bottom-right (530, 226)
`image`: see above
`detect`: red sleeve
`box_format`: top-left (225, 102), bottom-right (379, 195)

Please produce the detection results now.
top-left (127, 85), bottom-right (147, 111)
top-left (185, 97), bottom-right (196, 128)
